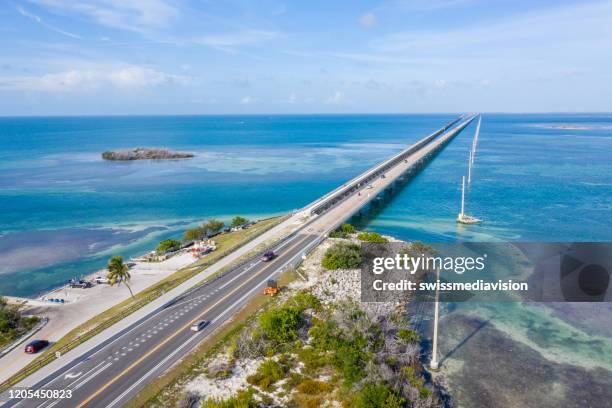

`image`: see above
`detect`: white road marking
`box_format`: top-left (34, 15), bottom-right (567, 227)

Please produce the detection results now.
top-left (73, 362), bottom-right (112, 390)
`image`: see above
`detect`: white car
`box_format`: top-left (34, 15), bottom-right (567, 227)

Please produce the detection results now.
top-left (95, 276), bottom-right (109, 284)
top-left (190, 320), bottom-right (208, 332)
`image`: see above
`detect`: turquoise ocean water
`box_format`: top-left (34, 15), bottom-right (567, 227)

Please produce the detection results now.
top-left (1, 114), bottom-right (612, 296)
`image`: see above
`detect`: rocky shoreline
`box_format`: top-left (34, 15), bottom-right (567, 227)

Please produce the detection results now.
top-left (101, 148), bottom-right (194, 161)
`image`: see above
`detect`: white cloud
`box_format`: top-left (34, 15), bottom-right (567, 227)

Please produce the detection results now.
top-left (17, 5), bottom-right (81, 39)
top-left (288, 92), bottom-right (297, 103)
top-left (434, 79), bottom-right (447, 89)
top-left (0, 65), bottom-right (187, 92)
top-left (240, 95), bottom-right (253, 104)
top-left (370, 1), bottom-right (612, 56)
top-left (199, 30), bottom-right (278, 51)
top-left (359, 12), bottom-right (378, 28)
top-left (326, 91), bottom-right (345, 104)
top-left (28, 0), bottom-right (178, 33)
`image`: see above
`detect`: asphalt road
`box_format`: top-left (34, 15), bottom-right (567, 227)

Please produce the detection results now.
top-left (5, 232), bottom-right (320, 408)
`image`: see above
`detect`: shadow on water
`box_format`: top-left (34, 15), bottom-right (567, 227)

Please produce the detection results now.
top-left (350, 165), bottom-right (426, 229)
top-left (439, 317), bottom-right (492, 367)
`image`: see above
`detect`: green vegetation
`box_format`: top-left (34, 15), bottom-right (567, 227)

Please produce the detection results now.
top-left (258, 306), bottom-right (301, 344)
top-left (409, 241), bottom-right (436, 255)
top-left (321, 242), bottom-right (363, 270)
top-left (182, 218), bottom-right (226, 242)
top-left (156, 239), bottom-right (181, 254)
top-left (328, 223), bottom-right (356, 238)
top-left (201, 390), bottom-right (257, 408)
top-left (401, 367), bottom-right (434, 400)
top-left (296, 379), bottom-right (332, 394)
top-left (397, 328), bottom-right (421, 344)
top-left (107, 255), bottom-right (133, 298)
top-left (353, 383), bottom-right (406, 408)
top-left (207, 219), bottom-right (225, 234)
top-left (246, 359), bottom-right (288, 390)
top-left (0, 298), bottom-right (39, 348)
top-left (356, 231), bottom-right (388, 243)
top-left (231, 216), bottom-right (249, 227)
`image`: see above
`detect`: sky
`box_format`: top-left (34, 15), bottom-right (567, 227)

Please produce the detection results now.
top-left (1, 0), bottom-right (611, 115)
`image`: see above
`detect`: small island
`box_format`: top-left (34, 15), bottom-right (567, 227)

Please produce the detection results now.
top-left (102, 148), bottom-right (194, 161)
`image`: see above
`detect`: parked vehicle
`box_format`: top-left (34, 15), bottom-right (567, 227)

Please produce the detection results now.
top-left (95, 276), bottom-right (109, 284)
top-left (260, 251), bottom-right (276, 262)
top-left (25, 340), bottom-right (49, 354)
top-left (190, 320), bottom-right (208, 332)
top-left (263, 279), bottom-right (279, 296)
top-left (69, 279), bottom-right (92, 289)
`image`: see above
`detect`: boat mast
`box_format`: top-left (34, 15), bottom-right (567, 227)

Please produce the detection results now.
top-left (430, 266), bottom-right (441, 370)
top-left (460, 176), bottom-right (465, 217)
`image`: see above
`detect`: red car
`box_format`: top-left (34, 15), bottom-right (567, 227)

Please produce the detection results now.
top-left (25, 340), bottom-right (49, 354)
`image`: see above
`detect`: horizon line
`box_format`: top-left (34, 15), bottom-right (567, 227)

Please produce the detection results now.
top-left (1, 111), bottom-right (611, 118)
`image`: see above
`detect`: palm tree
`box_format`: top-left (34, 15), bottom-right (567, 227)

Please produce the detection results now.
top-left (107, 256), bottom-right (134, 298)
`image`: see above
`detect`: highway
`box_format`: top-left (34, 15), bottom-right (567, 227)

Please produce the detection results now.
top-left (1, 114), bottom-right (474, 408)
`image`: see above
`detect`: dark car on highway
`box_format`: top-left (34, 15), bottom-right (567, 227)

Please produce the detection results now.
top-left (25, 339), bottom-right (49, 354)
top-left (260, 251), bottom-right (276, 262)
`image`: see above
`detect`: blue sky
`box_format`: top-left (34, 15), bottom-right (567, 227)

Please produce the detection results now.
top-left (1, 0), bottom-right (611, 115)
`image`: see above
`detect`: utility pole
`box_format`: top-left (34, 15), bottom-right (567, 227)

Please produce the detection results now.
top-left (430, 266), bottom-right (440, 370)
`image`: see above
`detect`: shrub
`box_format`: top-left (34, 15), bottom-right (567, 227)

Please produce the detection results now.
top-left (353, 383), bottom-right (406, 408)
top-left (290, 292), bottom-right (321, 312)
top-left (246, 359), bottom-right (287, 390)
top-left (321, 242), bottom-right (362, 270)
top-left (201, 390), bottom-right (257, 408)
top-left (334, 343), bottom-right (367, 384)
top-left (259, 307), bottom-right (301, 344)
top-left (400, 366), bottom-right (433, 400)
top-left (397, 328), bottom-right (420, 344)
top-left (231, 216), bottom-right (248, 227)
top-left (328, 223), bottom-right (356, 238)
top-left (340, 223), bottom-right (356, 234)
top-left (0, 297), bottom-right (39, 347)
top-left (297, 347), bottom-right (327, 374)
top-left (182, 226), bottom-right (206, 242)
top-left (409, 241), bottom-right (436, 255)
top-left (205, 219), bottom-right (225, 234)
top-left (356, 232), bottom-right (388, 243)
top-left (156, 239), bottom-right (181, 254)
top-left (296, 379), bottom-right (332, 394)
